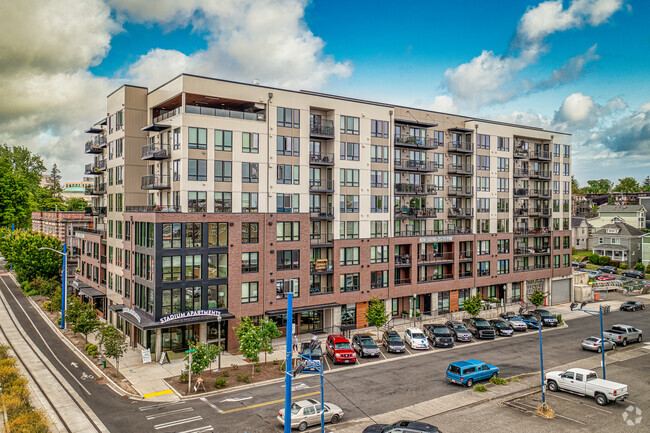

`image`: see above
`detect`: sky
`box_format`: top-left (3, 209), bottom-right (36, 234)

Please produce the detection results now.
top-left (1, 0), bottom-right (649, 186)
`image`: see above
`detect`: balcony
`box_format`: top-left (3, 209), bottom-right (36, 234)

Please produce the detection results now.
top-left (395, 183), bottom-right (437, 195)
top-left (394, 136), bottom-right (437, 150)
top-left (310, 207), bottom-right (334, 220)
top-left (395, 254), bottom-right (411, 267)
top-left (459, 251), bottom-right (473, 261)
top-left (447, 164), bottom-right (473, 175)
top-left (477, 270), bottom-right (490, 277)
top-left (394, 278), bottom-right (412, 286)
top-left (394, 227), bottom-right (473, 237)
top-left (459, 270), bottom-right (473, 278)
top-left (309, 120), bottom-right (335, 139)
top-left (418, 274), bottom-right (453, 283)
top-left (84, 207), bottom-right (106, 217)
top-left (529, 207), bottom-right (551, 217)
top-left (141, 143), bottom-right (171, 160)
top-left (395, 207), bottom-right (437, 219)
top-left (448, 208), bottom-right (473, 218)
top-left (513, 169), bottom-right (529, 178)
top-left (514, 188), bottom-right (529, 197)
top-left (84, 160), bottom-right (106, 175)
top-left (530, 170), bottom-right (551, 179)
top-left (84, 183), bottom-right (106, 196)
top-left (533, 246), bottom-right (551, 255)
top-left (309, 179), bottom-right (334, 193)
top-left (309, 152), bottom-right (335, 166)
top-left (394, 159), bottom-right (437, 172)
top-left (530, 150), bottom-right (552, 160)
top-left (447, 186), bottom-right (473, 196)
top-left (310, 261), bottom-right (333, 274)
top-left (514, 227), bottom-right (551, 237)
top-left (153, 107), bottom-right (182, 123)
top-left (513, 148), bottom-right (529, 158)
top-left (185, 104), bottom-right (265, 122)
top-left (84, 135), bottom-right (106, 154)
top-left (310, 286), bottom-right (334, 295)
top-left (514, 265), bottom-right (531, 273)
top-left (449, 141), bottom-right (473, 153)
top-left (141, 175), bottom-right (170, 190)
top-left (418, 252), bottom-right (454, 264)
top-left (125, 205), bottom-right (181, 213)
top-left (310, 233), bottom-right (333, 246)
top-left (514, 208), bottom-right (528, 218)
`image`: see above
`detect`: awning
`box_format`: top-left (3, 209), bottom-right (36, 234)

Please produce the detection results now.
top-left (78, 286), bottom-right (106, 299)
top-left (594, 244), bottom-right (628, 252)
top-left (448, 127), bottom-right (474, 132)
top-left (85, 127), bottom-right (104, 134)
top-left (110, 304), bottom-right (235, 330)
top-left (141, 124), bottom-right (171, 132)
top-left (265, 302), bottom-right (341, 317)
top-left (395, 118), bottom-right (437, 128)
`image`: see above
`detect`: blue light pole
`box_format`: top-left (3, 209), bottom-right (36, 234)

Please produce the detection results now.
top-left (538, 322), bottom-right (546, 405)
top-left (284, 291), bottom-right (293, 433)
top-left (38, 244), bottom-right (67, 329)
top-left (571, 302), bottom-right (607, 379)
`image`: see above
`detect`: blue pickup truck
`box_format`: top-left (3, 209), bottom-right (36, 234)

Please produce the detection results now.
top-left (446, 360), bottom-right (500, 387)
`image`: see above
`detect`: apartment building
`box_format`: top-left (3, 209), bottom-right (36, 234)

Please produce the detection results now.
top-left (75, 74), bottom-right (572, 361)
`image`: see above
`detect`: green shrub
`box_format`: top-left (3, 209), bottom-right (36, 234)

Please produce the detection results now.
top-left (46, 292), bottom-right (61, 312)
top-left (236, 374), bottom-right (250, 383)
top-left (610, 260), bottom-right (620, 268)
top-left (555, 314), bottom-right (564, 326)
top-left (619, 263), bottom-right (628, 270)
top-left (20, 281), bottom-right (31, 293)
top-left (254, 365), bottom-right (261, 373)
top-left (474, 384), bottom-right (488, 392)
top-left (0, 345), bottom-right (10, 360)
top-left (598, 256), bottom-right (611, 266)
top-left (273, 359), bottom-right (279, 365)
top-left (490, 377), bottom-right (508, 386)
top-left (25, 289), bottom-right (39, 297)
top-left (589, 254), bottom-right (600, 264)
top-left (215, 377), bottom-right (227, 389)
top-left (179, 372), bottom-right (188, 382)
top-left (85, 344), bottom-right (98, 357)
top-left (7, 410), bottom-right (50, 432)
top-left (222, 370), bottom-right (229, 377)
top-left (510, 377), bottom-right (520, 383)
top-left (42, 301), bottom-right (51, 311)
top-left (231, 363), bottom-right (239, 370)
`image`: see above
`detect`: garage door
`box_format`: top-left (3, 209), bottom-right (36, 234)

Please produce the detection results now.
top-left (551, 279), bottom-right (571, 305)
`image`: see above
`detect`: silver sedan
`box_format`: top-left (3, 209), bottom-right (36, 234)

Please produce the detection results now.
top-left (581, 336), bottom-right (616, 352)
top-left (278, 399), bottom-right (343, 431)
top-left (506, 318), bottom-right (528, 332)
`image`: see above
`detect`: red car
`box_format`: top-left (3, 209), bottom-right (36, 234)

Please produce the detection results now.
top-left (597, 275), bottom-right (616, 281)
top-left (325, 335), bottom-right (357, 365)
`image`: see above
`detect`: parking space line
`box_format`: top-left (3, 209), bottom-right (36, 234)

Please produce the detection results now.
top-left (552, 394), bottom-right (613, 414)
top-left (177, 427), bottom-right (214, 433)
top-left (404, 347), bottom-right (413, 355)
top-left (199, 397), bottom-right (222, 413)
top-left (323, 355), bottom-right (331, 371)
top-left (514, 401), bottom-right (586, 425)
top-left (139, 401), bottom-right (185, 412)
top-left (379, 350), bottom-right (387, 360)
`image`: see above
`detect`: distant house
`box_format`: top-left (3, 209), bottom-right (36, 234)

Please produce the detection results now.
top-left (571, 217), bottom-right (591, 251)
top-left (587, 222), bottom-right (647, 268)
top-left (62, 186), bottom-right (91, 204)
top-left (589, 204), bottom-right (646, 229)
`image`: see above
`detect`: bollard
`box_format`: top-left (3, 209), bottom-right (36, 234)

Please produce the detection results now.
top-left (102, 360), bottom-right (106, 369)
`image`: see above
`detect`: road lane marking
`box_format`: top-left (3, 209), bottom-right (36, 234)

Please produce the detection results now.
top-left (220, 396), bottom-right (253, 402)
top-left (154, 416), bottom-right (203, 430)
top-left (140, 401), bottom-right (185, 411)
top-left (379, 350), bottom-right (387, 360)
top-left (552, 394), bottom-right (613, 413)
top-left (219, 391), bottom-right (321, 414)
top-left (177, 426), bottom-right (214, 433)
top-left (404, 347), bottom-right (413, 355)
top-left (323, 356), bottom-right (331, 371)
top-left (143, 389), bottom-right (174, 399)
top-left (146, 407), bottom-right (194, 420)
top-left (200, 397), bottom-right (222, 413)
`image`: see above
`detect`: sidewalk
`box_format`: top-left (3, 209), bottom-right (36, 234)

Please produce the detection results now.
top-left (543, 293), bottom-right (650, 321)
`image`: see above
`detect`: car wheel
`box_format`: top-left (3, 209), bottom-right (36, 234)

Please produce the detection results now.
top-left (547, 380), bottom-right (558, 392)
top-left (491, 372), bottom-right (498, 378)
top-left (298, 421), bottom-right (308, 431)
top-left (331, 414), bottom-right (340, 424)
top-left (597, 346), bottom-right (602, 353)
top-left (623, 339), bottom-right (627, 347)
top-left (466, 378), bottom-right (473, 387)
top-left (612, 343), bottom-right (616, 350)
top-left (595, 393), bottom-right (608, 406)
top-left (638, 335), bottom-right (642, 342)
top-left (642, 305), bottom-right (645, 310)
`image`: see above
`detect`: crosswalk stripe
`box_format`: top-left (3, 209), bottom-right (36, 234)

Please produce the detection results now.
top-left (139, 401), bottom-right (185, 412)
top-left (154, 416), bottom-right (203, 430)
top-left (146, 407), bottom-right (194, 420)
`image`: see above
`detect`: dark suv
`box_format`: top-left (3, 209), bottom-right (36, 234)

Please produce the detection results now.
top-left (382, 330), bottom-right (405, 353)
top-left (423, 324), bottom-right (454, 348)
top-left (598, 266), bottom-right (617, 274)
top-left (352, 334), bottom-right (380, 357)
top-left (462, 318), bottom-right (496, 339)
top-left (531, 309), bottom-right (558, 327)
top-left (362, 420), bottom-right (440, 433)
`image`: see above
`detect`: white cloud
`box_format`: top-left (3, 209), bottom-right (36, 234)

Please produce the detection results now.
top-left (429, 95), bottom-right (459, 114)
top-left (557, 93), bottom-right (595, 122)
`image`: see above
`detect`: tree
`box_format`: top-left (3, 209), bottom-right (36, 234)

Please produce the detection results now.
top-left (103, 326), bottom-right (129, 375)
top-left (4, 231), bottom-right (63, 283)
top-left (65, 197), bottom-right (88, 211)
top-left (48, 164), bottom-right (63, 196)
top-left (642, 176), bottom-right (650, 192)
top-left (72, 302), bottom-right (100, 344)
top-left (233, 317), bottom-right (264, 375)
top-left (607, 195), bottom-right (615, 205)
top-left (582, 179), bottom-right (613, 194)
top-left (646, 262), bottom-right (650, 275)
top-left (184, 342), bottom-right (220, 377)
top-left (65, 296), bottom-right (85, 332)
top-left (463, 294), bottom-right (483, 317)
top-left (635, 262), bottom-right (645, 272)
top-left (571, 176), bottom-right (581, 195)
top-left (0, 158), bottom-right (33, 228)
top-left (365, 297), bottom-right (389, 339)
top-left (613, 177), bottom-right (640, 193)
top-left (528, 290), bottom-right (547, 308)
top-left (259, 317), bottom-right (282, 363)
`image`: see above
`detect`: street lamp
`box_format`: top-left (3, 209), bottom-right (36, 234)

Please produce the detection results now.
top-left (38, 244), bottom-right (67, 329)
top-left (217, 314), bottom-right (222, 371)
top-left (570, 301), bottom-right (608, 379)
top-left (284, 286), bottom-right (294, 433)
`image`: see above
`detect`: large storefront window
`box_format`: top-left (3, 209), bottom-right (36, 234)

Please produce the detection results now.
top-left (162, 288), bottom-right (182, 315)
top-left (207, 321), bottom-right (227, 348)
top-left (185, 287), bottom-right (202, 311)
top-left (207, 284), bottom-right (227, 309)
top-left (438, 291), bottom-right (450, 313)
top-left (512, 282), bottom-right (522, 302)
top-left (300, 310), bottom-right (323, 333)
top-left (341, 304), bottom-right (356, 327)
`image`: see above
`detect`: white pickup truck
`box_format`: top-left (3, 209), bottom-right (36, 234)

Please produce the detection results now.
top-left (602, 324), bottom-right (643, 347)
top-left (545, 368), bottom-right (628, 406)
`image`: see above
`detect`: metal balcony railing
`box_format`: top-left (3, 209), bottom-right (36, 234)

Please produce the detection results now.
top-left (310, 233), bottom-right (334, 244)
top-left (418, 252), bottom-right (454, 263)
top-left (447, 186), bottom-right (473, 196)
top-left (449, 141), bottom-right (473, 152)
top-left (84, 159), bottom-right (106, 175)
top-left (394, 159), bottom-right (437, 172)
top-left (309, 152), bottom-right (335, 165)
top-left (309, 120), bottom-right (335, 138)
top-left (84, 183), bottom-right (106, 195)
top-left (448, 208), bottom-right (473, 218)
top-left (309, 179), bottom-right (334, 192)
top-left (395, 183), bottom-right (437, 194)
top-left (141, 175), bottom-right (170, 190)
top-left (141, 143), bottom-right (171, 160)
top-left (310, 207), bottom-right (334, 219)
top-left (419, 274), bottom-right (453, 283)
top-left (394, 136), bottom-right (437, 149)
top-left (395, 207), bottom-right (437, 218)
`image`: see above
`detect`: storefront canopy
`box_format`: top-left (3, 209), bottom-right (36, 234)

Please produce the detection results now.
top-left (110, 304), bottom-right (235, 330)
top-left (78, 286), bottom-right (106, 299)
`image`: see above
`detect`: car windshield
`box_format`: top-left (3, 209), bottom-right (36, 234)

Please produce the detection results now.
top-left (522, 314), bottom-right (536, 320)
top-left (537, 311), bottom-right (553, 317)
top-left (290, 403), bottom-right (302, 414)
top-left (433, 328), bottom-right (451, 336)
top-left (624, 302), bottom-right (634, 306)
top-left (388, 335), bottom-right (402, 342)
top-left (303, 348), bottom-right (322, 356)
top-left (492, 321), bottom-right (508, 328)
top-left (360, 338), bottom-right (376, 346)
top-left (474, 319), bottom-right (490, 326)
top-left (448, 364), bottom-right (461, 374)
top-left (334, 342), bottom-right (351, 350)
top-left (585, 338), bottom-right (597, 342)
top-left (454, 324), bottom-right (468, 332)
top-left (411, 333), bottom-right (425, 339)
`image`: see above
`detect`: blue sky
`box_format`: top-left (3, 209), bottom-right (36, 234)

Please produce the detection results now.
top-left (1, 0), bottom-right (649, 185)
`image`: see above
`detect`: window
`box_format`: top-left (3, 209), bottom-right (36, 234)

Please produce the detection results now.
top-left (563, 145), bottom-right (570, 158)
top-left (371, 270), bottom-right (389, 288)
top-left (553, 162), bottom-right (560, 175)
top-left (276, 278), bottom-right (300, 299)
top-left (370, 246), bottom-right (388, 263)
top-left (497, 260), bottom-right (509, 275)
top-left (371, 145), bottom-right (389, 163)
top-left (497, 239), bottom-right (510, 254)
top-left (371, 221), bottom-right (388, 238)
top-left (116, 194), bottom-right (123, 212)
top-left (172, 160), bottom-right (180, 181)
top-left (277, 107), bottom-right (300, 128)
top-left (184, 287), bottom-right (201, 312)
top-left (242, 282), bottom-right (258, 303)
top-left (438, 291), bottom-right (450, 313)
top-left (242, 252), bottom-right (259, 273)
top-left (477, 134), bottom-right (490, 150)
top-left (511, 283), bottom-right (522, 302)
top-left (478, 261), bottom-right (490, 277)
top-left (554, 255), bottom-right (560, 268)
top-left (215, 130), bottom-right (232, 151)
top-left (497, 219), bottom-right (510, 233)
top-left (497, 137), bottom-right (509, 151)
top-left (477, 176), bottom-right (490, 192)
top-left (563, 181), bottom-right (570, 194)
top-left (340, 273), bottom-right (360, 292)
top-left (116, 166), bottom-right (123, 184)
top-left (434, 175), bottom-right (445, 190)
top-left (277, 193), bottom-right (299, 213)
top-left (172, 128), bottom-right (181, 149)
top-left (185, 223), bottom-right (202, 247)
top-left (341, 168), bottom-right (360, 187)
top-left (477, 155), bottom-right (490, 170)
top-left (185, 255), bottom-right (202, 280)
top-left (498, 178), bottom-right (509, 192)
top-left (370, 195), bottom-right (388, 213)
top-left (433, 197), bottom-right (444, 213)
top-left (188, 159), bottom-right (207, 181)
top-left (161, 288), bottom-right (182, 315)
top-left (478, 240), bottom-right (490, 255)
top-left (340, 195), bottom-right (359, 213)
top-left (563, 254), bottom-right (570, 267)
top-left (478, 219), bottom-right (490, 234)
top-left (115, 110), bottom-right (124, 130)
top-left (277, 250), bottom-right (300, 270)
top-left (214, 161), bottom-right (232, 182)
top-left (277, 164), bottom-right (299, 184)
top-left (370, 170), bottom-right (388, 188)
top-left (241, 223), bottom-right (258, 243)
top-left (208, 222), bottom-right (228, 246)
top-left (242, 192), bottom-right (258, 213)
top-left (433, 130), bottom-right (444, 146)
top-left (240, 162), bottom-right (258, 184)
top-left (243, 132), bottom-right (259, 153)
top-left (188, 191), bottom-right (207, 212)
top-left (497, 198), bottom-right (509, 213)
top-left (214, 192), bottom-right (232, 212)
top-left (340, 247), bottom-right (360, 266)
top-left (340, 142), bottom-right (359, 161)
top-left (553, 181), bottom-right (560, 194)
top-left (554, 144), bottom-right (560, 157)
top-left (340, 221), bottom-right (359, 239)
top-left (340, 116), bottom-right (359, 135)
top-left (277, 222), bottom-right (300, 242)
top-left (497, 157), bottom-right (509, 172)
top-left (208, 253), bottom-right (228, 278)
top-left (563, 163), bottom-right (570, 176)
top-left (188, 127), bottom-right (207, 149)
top-left (371, 119), bottom-right (389, 138)
top-left (277, 136), bottom-right (300, 156)
top-left (477, 198), bottom-right (490, 213)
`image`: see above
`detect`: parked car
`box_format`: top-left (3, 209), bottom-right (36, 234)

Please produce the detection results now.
top-left (581, 336), bottom-right (617, 352)
top-left (462, 318), bottom-right (496, 339)
top-left (502, 316), bottom-right (528, 332)
top-left (620, 301), bottom-right (645, 312)
top-left (325, 335), bottom-right (356, 364)
top-left (597, 275), bottom-right (616, 281)
top-left (300, 342), bottom-right (322, 371)
top-left (362, 420), bottom-right (440, 433)
top-left (499, 311), bottom-right (517, 320)
top-left (587, 270), bottom-right (603, 278)
top-left (446, 359), bottom-right (499, 387)
top-left (545, 368), bottom-right (628, 406)
top-left (278, 399), bottom-right (343, 431)
top-left (382, 330), bottom-right (406, 353)
top-left (572, 261), bottom-right (586, 268)
top-left (622, 270), bottom-right (645, 279)
top-left (602, 324), bottom-right (643, 347)
top-left (445, 320), bottom-right (473, 342)
top-left (488, 319), bottom-right (514, 336)
top-left (423, 324), bottom-right (454, 348)
top-left (598, 266), bottom-right (617, 274)
top-left (403, 327), bottom-right (429, 350)
top-left (352, 334), bottom-right (380, 358)
top-left (518, 313), bottom-right (541, 329)
top-left (531, 309), bottom-right (559, 327)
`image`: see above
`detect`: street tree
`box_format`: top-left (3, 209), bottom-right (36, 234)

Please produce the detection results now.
top-left (643, 176), bottom-right (650, 192)
top-left (0, 158), bottom-right (33, 228)
top-left (184, 342), bottom-right (220, 377)
top-left (463, 294), bottom-right (483, 317)
top-left (73, 303), bottom-right (100, 344)
top-left (365, 297), bottom-right (389, 339)
top-left (7, 231), bottom-right (63, 283)
top-left (613, 176), bottom-right (640, 193)
top-left (528, 290), bottom-right (547, 308)
top-left (65, 197), bottom-right (88, 211)
top-left (259, 317), bottom-right (282, 363)
top-left (103, 326), bottom-right (129, 375)
top-left (571, 176), bottom-right (581, 195)
top-left (233, 316), bottom-right (264, 375)
top-left (583, 179), bottom-right (613, 194)
top-left (65, 296), bottom-right (85, 332)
